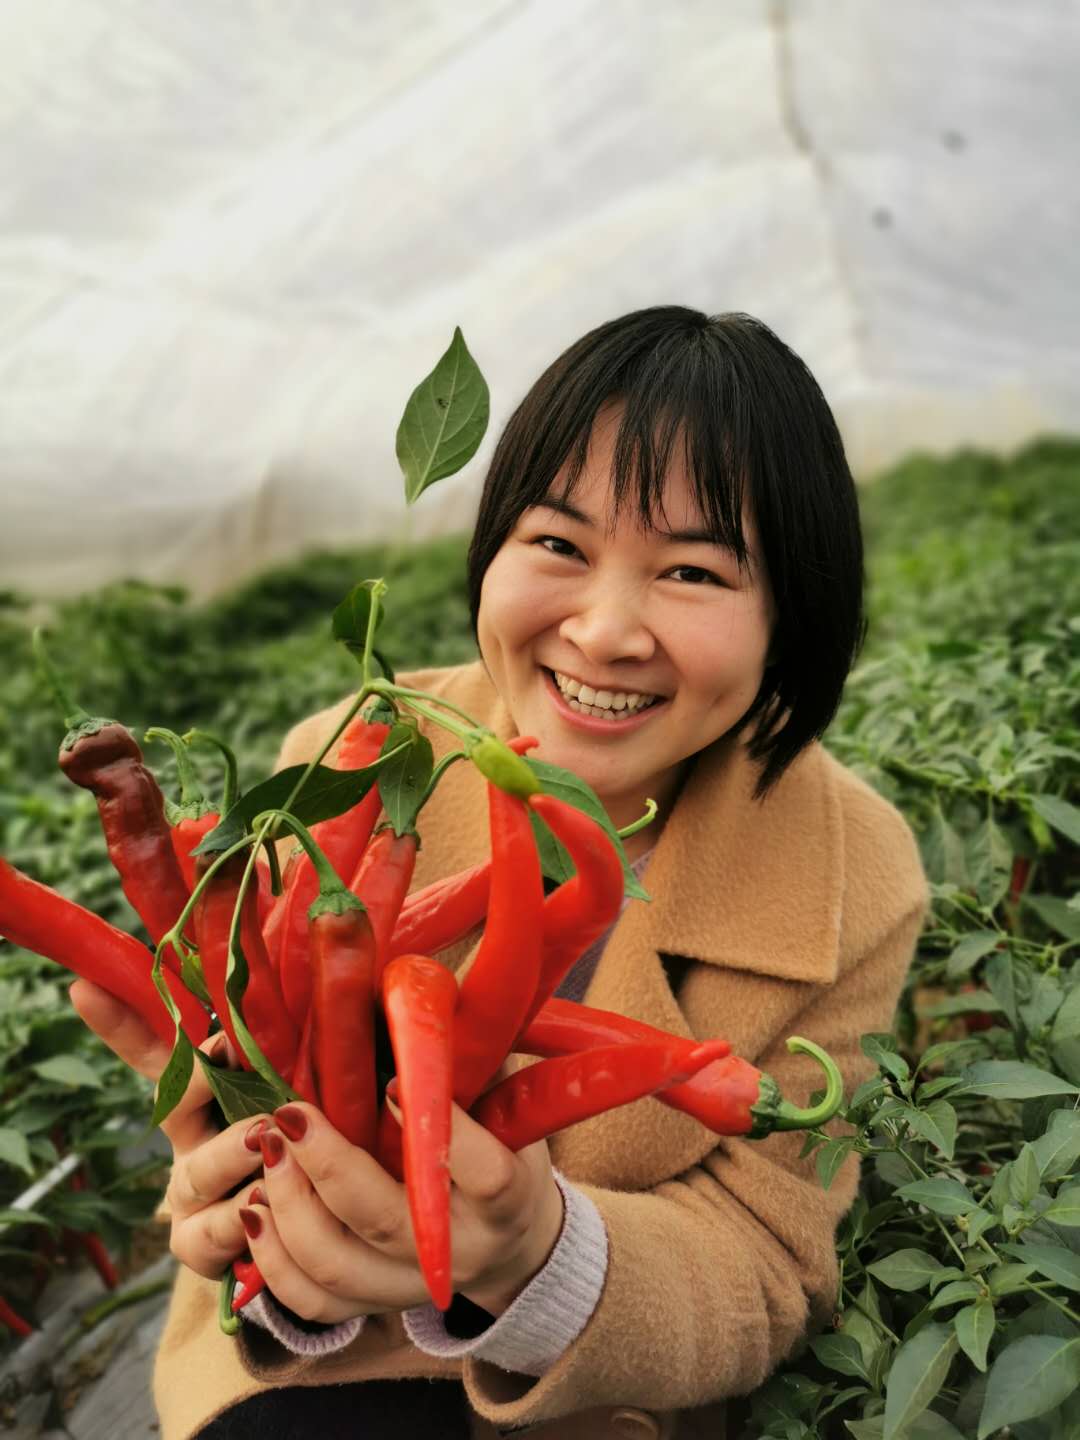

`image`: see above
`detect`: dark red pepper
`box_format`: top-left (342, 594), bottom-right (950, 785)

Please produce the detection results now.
top-left (310, 895), bottom-right (378, 1151)
top-left (0, 1294), bottom-right (33, 1338)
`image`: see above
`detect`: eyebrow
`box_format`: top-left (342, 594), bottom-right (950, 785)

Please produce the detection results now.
top-left (534, 496), bottom-right (729, 549)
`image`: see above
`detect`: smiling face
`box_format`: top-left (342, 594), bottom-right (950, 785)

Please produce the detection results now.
top-left (476, 405), bottom-right (776, 838)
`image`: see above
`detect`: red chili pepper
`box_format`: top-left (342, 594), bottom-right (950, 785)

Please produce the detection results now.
top-left (231, 1253), bottom-right (266, 1313)
top-left (265, 713), bottom-right (390, 1027)
top-left (193, 854), bottom-right (296, 1078)
top-left (452, 782), bottom-right (544, 1109)
top-left (144, 728), bottom-right (218, 893)
top-left (352, 827), bottom-right (419, 987)
top-left (290, 1006), bottom-right (319, 1106)
top-left (522, 792), bottom-right (625, 1030)
top-left (471, 1039), bottom-right (731, 1152)
top-left (0, 1294), bottom-right (33, 1338)
top-left (381, 954), bottom-right (458, 1311)
top-left (69, 1167), bottom-right (119, 1289)
top-left (310, 897), bottom-right (378, 1151)
top-left (0, 857), bottom-right (208, 1046)
top-left (519, 999), bottom-right (843, 1138)
top-left (389, 861), bottom-right (491, 960)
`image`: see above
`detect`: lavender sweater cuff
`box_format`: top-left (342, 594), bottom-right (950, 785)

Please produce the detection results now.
top-left (402, 1170), bottom-right (608, 1377)
top-left (241, 1292), bottom-right (365, 1357)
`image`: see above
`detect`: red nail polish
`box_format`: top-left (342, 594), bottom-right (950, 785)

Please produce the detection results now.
top-left (239, 1207), bottom-right (261, 1240)
top-left (260, 1131), bottom-right (285, 1168)
top-left (247, 1185), bottom-right (267, 1208)
top-left (274, 1105), bottom-right (307, 1142)
top-left (244, 1118), bottom-right (269, 1153)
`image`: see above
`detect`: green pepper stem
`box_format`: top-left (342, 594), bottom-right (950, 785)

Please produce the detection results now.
top-left (183, 730), bottom-right (240, 813)
top-left (617, 798), bottom-right (657, 839)
top-left (771, 1037), bottom-right (845, 1131)
top-left (145, 728), bottom-right (212, 817)
top-left (218, 1270), bottom-right (241, 1336)
top-left (32, 628), bottom-right (93, 730)
top-left (251, 809), bottom-right (352, 902)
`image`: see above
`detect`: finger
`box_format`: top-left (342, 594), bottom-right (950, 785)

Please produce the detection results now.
top-left (170, 1190), bottom-right (255, 1280)
top-left (238, 1203), bottom-right (369, 1325)
top-left (69, 978), bottom-right (172, 1083)
top-left (167, 1115), bottom-right (269, 1219)
top-left (443, 1099), bottom-right (531, 1221)
top-left (160, 1032), bottom-right (241, 1153)
top-left (268, 1105), bottom-right (412, 1258)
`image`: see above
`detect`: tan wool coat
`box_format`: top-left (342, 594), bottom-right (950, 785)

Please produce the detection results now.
top-left (152, 662), bottom-right (928, 1440)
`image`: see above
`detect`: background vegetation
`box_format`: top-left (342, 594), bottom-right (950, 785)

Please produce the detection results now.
top-left (1, 439), bottom-right (1078, 1438)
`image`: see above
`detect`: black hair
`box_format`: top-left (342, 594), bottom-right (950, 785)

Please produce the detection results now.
top-left (466, 307), bottom-right (865, 797)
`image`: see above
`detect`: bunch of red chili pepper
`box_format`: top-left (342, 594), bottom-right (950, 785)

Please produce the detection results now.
top-left (0, 662), bottom-right (843, 1331)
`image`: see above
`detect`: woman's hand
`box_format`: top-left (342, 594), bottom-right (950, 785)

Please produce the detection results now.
top-left (238, 1099), bottom-right (564, 1325)
top-left (68, 978), bottom-right (263, 1280)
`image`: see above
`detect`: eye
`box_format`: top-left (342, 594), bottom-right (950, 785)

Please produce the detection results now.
top-left (535, 535), bottom-right (580, 559)
top-left (666, 564), bottom-right (723, 586)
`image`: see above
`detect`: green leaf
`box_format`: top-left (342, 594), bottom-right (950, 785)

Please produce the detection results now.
top-left (1030, 794), bottom-right (1080, 847)
top-left (928, 1279), bottom-right (981, 1311)
top-left (0, 1208), bottom-right (54, 1229)
top-left (918, 991), bottom-right (1003, 1019)
top-left (907, 1414), bottom-right (967, 1440)
top-left (0, 1127), bottom-right (34, 1176)
top-left (1025, 894), bottom-right (1080, 942)
top-left (816, 1137), bottom-right (855, 1190)
top-left (1044, 1185), bottom-right (1080, 1227)
top-left (883, 1322), bottom-right (958, 1440)
top-left (845, 1422), bottom-right (884, 1440)
top-left (1009, 1143), bottom-right (1043, 1207)
top-left (526, 758), bottom-right (647, 900)
top-left (965, 1208), bottom-right (996, 1246)
top-left (978, 1335), bottom-right (1080, 1437)
top-left (396, 326), bottom-right (490, 503)
top-left (1050, 986), bottom-right (1080, 1083)
top-left (954, 1299), bottom-right (995, 1372)
top-left (1032, 1108), bottom-right (1080, 1182)
top-left (867, 1249), bottom-right (949, 1293)
top-left (897, 1177), bottom-right (977, 1217)
top-left (968, 815), bottom-right (1013, 911)
top-left (988, 1262), bottom-right (1035, 1296)
top-left (375, 723), bottom-right (433, 835)
top-left (194, 756), bottom-right (395, 856)
top-left (923, 804), bottom-right (968, 889)
top-left (810, 1332), bottom-right (869, 1380)
top-left (330, 581), bottom-right (381, 660)
top-left (149, 1028), bottom-right (195, 1130)
top-left (32, 1054), bottom-right (104, 1089)
top-left (946, 931), bottom-right (1002, 979)
top-left (960, 1060), bottom-right (1079, 1101)
top-left (1010, 1241), bottom-right (1080, 1292)
top-left (907, 1101), bottom-right (958, 1161)
top-left (861, 1033), bottom-right (910, 1084)
top-left (985, 950), bottom-right (1020, 1032)
top-left (195, 1052), bottom-right (287, 1126)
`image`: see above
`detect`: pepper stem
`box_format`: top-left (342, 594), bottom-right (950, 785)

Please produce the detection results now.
top-left (183, 730), bottom-right (240, 813)
top-left (251, 809), bottom-right (364, 918)
top-left (32, 628), bottom-right (93, 730)
top-left (617, 798), bottom-right (657, 839)
top-left (770, 1037), bottom-right (845, 1131)
top-left (145, 728), bottom-right (212, 820)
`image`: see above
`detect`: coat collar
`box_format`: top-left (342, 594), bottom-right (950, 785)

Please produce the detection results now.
top-left (419, 661), bottom-right (843, 987)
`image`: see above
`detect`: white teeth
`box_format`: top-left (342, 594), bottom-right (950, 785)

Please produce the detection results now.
top-left (563, 677), bottom-right (581, 698)
top-left (578, 684), bottom-right (597, 705)
top-left (552, 670), bottom-right (660, 715)
top-left (611, 693), bottom-right (627, 710)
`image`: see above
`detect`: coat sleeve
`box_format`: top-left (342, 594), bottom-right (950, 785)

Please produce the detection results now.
top-left (457, 895), bottom-right (927, 1430)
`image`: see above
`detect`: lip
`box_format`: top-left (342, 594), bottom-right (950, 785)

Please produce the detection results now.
top-left (542, 667), bottom-right (668, 734)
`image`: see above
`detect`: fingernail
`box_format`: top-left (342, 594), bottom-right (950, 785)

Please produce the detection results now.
top-left (244, 1118), bottom-right (269, 1152)
top-left (260, 1131), bottom-right (285, 1168)
top-left (209, 1032), bottom-right (229, 1062)
top-left (247, 1185), bottom-right (267, 1208)
top-left (273, 1105), bottom-right (307, 1143)
top-left (239, 1207), bottom-right (261, 1240)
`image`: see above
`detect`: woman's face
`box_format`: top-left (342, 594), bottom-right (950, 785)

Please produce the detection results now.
top-left (476, 406), bottom-right (776, 831)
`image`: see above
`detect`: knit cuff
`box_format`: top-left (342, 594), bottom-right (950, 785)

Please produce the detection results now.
top-left (402, 1170), bottom-right (608, 1377)
top-left (241, 1290), bottom-right (366, 1357)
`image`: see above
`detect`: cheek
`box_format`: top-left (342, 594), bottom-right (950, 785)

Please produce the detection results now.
top-left (478, 551), bottom-right (563, 659)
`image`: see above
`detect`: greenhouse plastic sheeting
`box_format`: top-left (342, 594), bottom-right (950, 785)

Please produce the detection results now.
top-left (1, 0), bottom-right (1077, 599)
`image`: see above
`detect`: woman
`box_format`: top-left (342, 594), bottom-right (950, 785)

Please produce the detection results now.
top-left (70, 308), bottom-right (927, 1439)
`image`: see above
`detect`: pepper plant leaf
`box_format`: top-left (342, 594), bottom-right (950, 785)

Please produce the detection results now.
top-left (526, 757), bottom-right (648, 900)
top-left (977, 1335), bottom-right (1080, 1437)
top-left (195, 1052), bottom-right (287, 1125)
top-left (1030, 793), bottom-right (1080, 847)
top-left (959, 1060), bottom-right (1080, 1101)
top-left (376, 722), bottom-right (433, 835)
top-left (396, 327), bottom-right (490, 504)
top-left (331, 581), bottom-right (383, 662)
top-left (883, 1323), bottom-right (958, 1440)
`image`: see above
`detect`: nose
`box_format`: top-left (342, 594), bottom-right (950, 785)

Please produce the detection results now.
top-left (557, 581), bottom-right (656, 667)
